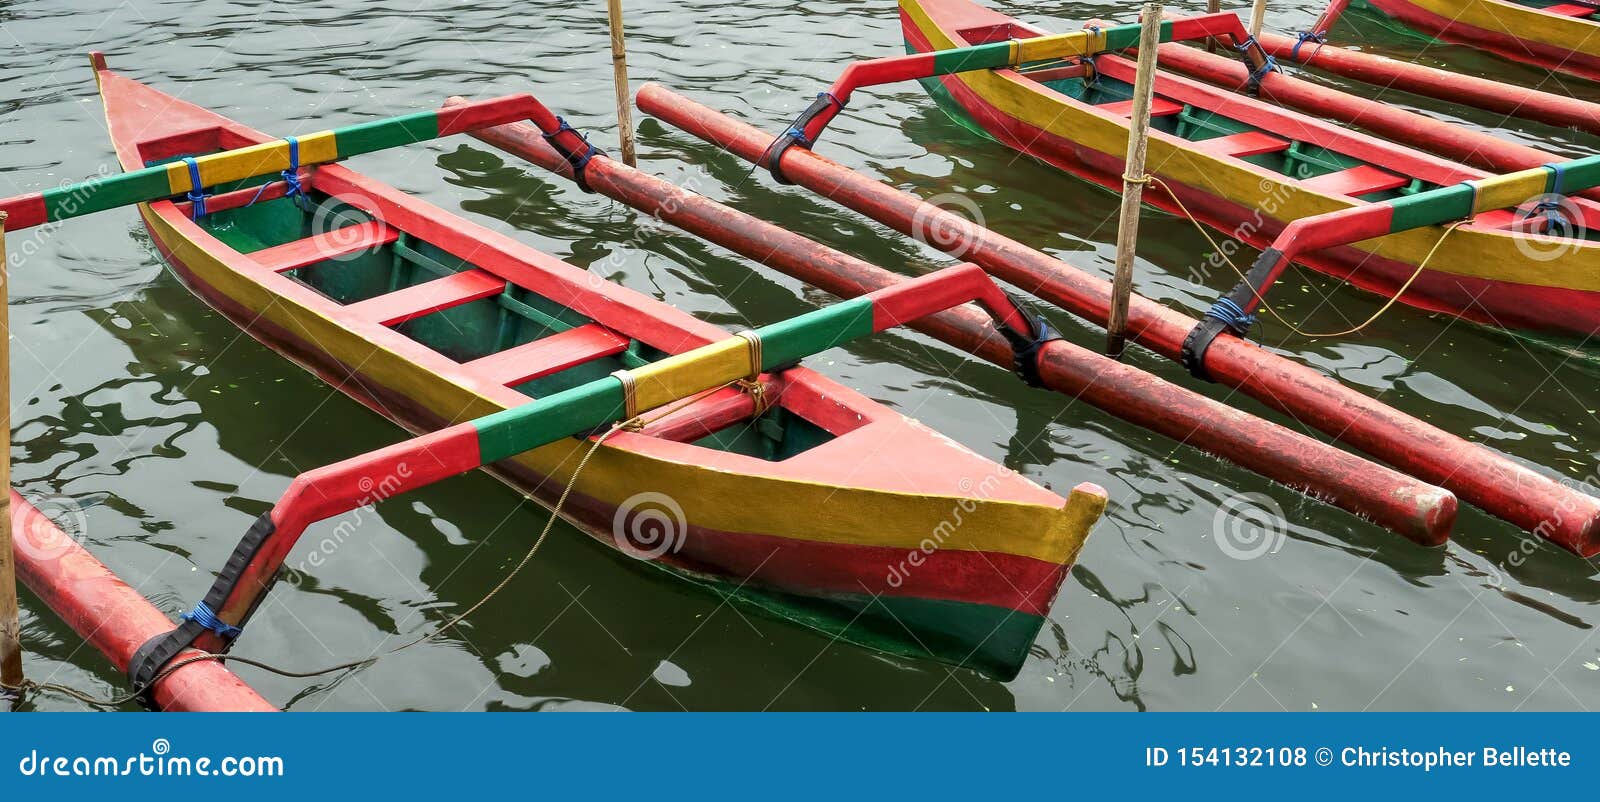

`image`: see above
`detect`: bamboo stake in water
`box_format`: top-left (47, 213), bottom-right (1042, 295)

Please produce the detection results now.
top-left (607, 0), bottom-right (638, 167)
top-left (1249, 0), bottom-right (1268, 38)
top-left (1106, 5), bottom-right (1163, 359)
top-left (0, 212), bottom-right (21, 693)
top-left (1206, 0), bottom-right (1220, 52)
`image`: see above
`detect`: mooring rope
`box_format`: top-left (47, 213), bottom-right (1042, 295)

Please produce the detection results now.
top-left (14, 377), bottom-right (771, 709)
top-left (1144, 172), bottom-right (1465, 339)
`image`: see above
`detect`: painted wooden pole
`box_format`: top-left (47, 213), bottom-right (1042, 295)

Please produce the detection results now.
top-left (1106, 4), bottom-right (1162, 359)
top-left (607, 0), bottom-right (638, 167)
top-left (1248, 0), bottom-right (1267, 38)
top-left (0, 212), bottom-right (21, 693)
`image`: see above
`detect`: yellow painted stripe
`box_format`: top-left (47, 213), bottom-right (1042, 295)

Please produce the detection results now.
top-left (1014, 30), bottom-right (1093, 63)
top-left (160, 130), bottom-right (342, 194)
top-left (1409, 0), bottom-right (1600, 54)
top-left (628, 336), bottom-right (752, 412)
top-left (1471, 170), bottom-right (1549, 215)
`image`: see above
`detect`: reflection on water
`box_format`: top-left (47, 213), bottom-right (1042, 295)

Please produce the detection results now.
top-left (2, 0), bottom-right (1598, 710)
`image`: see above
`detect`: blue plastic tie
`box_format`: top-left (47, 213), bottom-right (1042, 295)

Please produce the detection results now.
top-left (1204, 297), bottom-right (1258, 332)
top-left (1291, 31), bottom-right (1326, 60)
top-left (180, 600), bottom-right (242, 639)
top-left (182, 157), bottom-right (208, 220)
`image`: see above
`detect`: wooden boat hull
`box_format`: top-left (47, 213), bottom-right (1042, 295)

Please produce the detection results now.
top-left (98, 65), bottom-right (1103, 679)
top-left (902, 0), bottom-right (1600, 336)
top-left (1360, 0), bottom-right (1600, 82)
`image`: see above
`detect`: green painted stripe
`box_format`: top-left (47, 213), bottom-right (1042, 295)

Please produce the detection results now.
top-left (41, 169), bottom-right (173, 222)
top-left (473, 379), bottom-right (625, 464)
top-left (1103, 20), bottom-right (1171, 50)
top-left (1542, 164), bottom-right (1560, 196)
top-left (1389, 182), bottom-right (1475, 232)
top-left (753, 296), bottom-right (875, 369)
top-left (331, 111), bottom-right (442, 159)
top-left (931, 40), bottom-right (1013, 74)
top-left (1555, 154), bottom-right (1600, 194)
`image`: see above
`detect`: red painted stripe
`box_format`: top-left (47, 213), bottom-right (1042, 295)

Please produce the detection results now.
top-left (436, 94), bottom-right (539, 137)
top-left (0, 192), bottom-right (48, 231)
top-left (561, 483), bottom-right (1067, 615)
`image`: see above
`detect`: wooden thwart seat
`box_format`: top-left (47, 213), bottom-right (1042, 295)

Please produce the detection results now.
top-left (347, 269), bottom-right (505, 326)
top-left (250, 221), bottom-right (398, 273)
top-left (463, 323), bottom-right (630, 387)
top-left (1193, 130), bottom-right (1292, 158)
top-left (1299, 165), bottom-right (1409, 197)
top-left (1098, 97), bottom-right (1185, 117)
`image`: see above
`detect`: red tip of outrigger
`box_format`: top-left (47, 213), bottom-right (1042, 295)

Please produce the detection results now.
top-left (88, 51), bottom-right (108, 71)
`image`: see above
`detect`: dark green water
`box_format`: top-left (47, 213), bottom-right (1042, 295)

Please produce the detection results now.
top-left (2, 0), bottom-right (1598, 711)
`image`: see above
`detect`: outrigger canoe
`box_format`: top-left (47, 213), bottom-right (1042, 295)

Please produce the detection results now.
top-left (900, 0), bottom-right (1600, 336)
top-left (90, 58), bottom-right (1104, 679)
top-left (1348, 0), bottom-right (1600, 83)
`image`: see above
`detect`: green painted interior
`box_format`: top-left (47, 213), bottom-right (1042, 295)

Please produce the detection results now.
top-left (186, 187), bottom-right (839, 463)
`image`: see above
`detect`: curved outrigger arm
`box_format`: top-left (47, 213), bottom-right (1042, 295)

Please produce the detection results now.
top-left (1181, 153), bottom-right (1600, 380)
top-left (0, 88), bottom-right (605, 233)
top-left (764, 11), bottom-right (1273, 182)
top-left (126, 264), bottom-right (1059, 698)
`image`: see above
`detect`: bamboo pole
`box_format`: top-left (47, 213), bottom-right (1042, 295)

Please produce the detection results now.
top-left (1105, 5), bottom-right (1162, 358)
top-left (607, 0), bottom-right (638, 167)
top-left (1249, 0), bottom-right (1267, 38)
top-left (1206, 0), bottom-right (1220, 51)
top-left (0, 212), bottom-right (21, 693)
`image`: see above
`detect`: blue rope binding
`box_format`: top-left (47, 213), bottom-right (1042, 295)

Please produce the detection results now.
top-left (182, 157), bottom-right (208, 220)
top-left (179, 600), bottom-right (242, 639)
top-left (542, 116), bottom-right (602, 191)
top-left (244, 135), bottom-right (308, 210)
top-left (1291, 31), bottom-right (1326, 60)
top-left (1204, 297), bottom-right (1258, 333)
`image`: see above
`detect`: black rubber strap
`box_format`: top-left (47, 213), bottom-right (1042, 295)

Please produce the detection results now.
top-left (1181, 246), bottom-right (1286, 381)
top-left (997, 294), bottom-right (1063, 388)
top-left (1180, 316), bottom-right (1229, 382)
top-left (126, 511), bottom-right (278, 708)
top-left (767, 93), bottom-right (842, 185)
